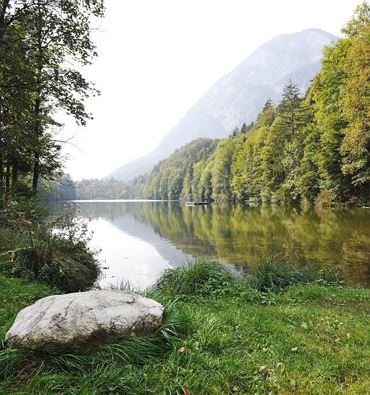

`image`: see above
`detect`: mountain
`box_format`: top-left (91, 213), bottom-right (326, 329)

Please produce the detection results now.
top-left (109, 28), bottom-right (336, 181)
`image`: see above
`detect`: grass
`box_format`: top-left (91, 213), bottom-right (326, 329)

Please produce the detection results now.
top-left (153, 257), bottom-right (249, 297)
top-left (0, 259), bottom-right (369, 394)
top-left (0, 205), bottom-right (100, 293)
top-left (250, 257), bottom-right (342, 292)
top-left (152, 257), bottom-right (342, 299)
top-left (0, 274), bottom-right (56, 341)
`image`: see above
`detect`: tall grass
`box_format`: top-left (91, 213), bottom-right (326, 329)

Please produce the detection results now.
top-left (152, 257), bottom-right (242, 297)
top-left (0, 301), bottom-right (191, 383)
top-left (251, 257), bottom-right (342, 292)
top-left (152, 257), bottom-right (343, 297)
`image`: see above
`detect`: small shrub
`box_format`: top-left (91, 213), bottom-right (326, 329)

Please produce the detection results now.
top-left (0, 196), bottom-right (46, 229)
top-left (3, 204), bottom-right (100, 292)
top-left (8, 234), bottom-right (100, 293)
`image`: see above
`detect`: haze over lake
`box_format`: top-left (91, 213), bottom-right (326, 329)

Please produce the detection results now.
top-left (52, 201), bottom-right (370, 289)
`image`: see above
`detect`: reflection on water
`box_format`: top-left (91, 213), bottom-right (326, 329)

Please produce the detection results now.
top-left (86, 218), bottom-right (185, 289)
top-left (52, 201), bottom-right (370, 288)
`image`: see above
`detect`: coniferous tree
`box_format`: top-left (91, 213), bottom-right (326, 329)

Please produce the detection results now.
top-left (262, 98), bottom-right (273, 112)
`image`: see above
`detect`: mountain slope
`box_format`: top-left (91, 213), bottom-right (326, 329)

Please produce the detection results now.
top-left (109, 29), bottom-right (336, 181)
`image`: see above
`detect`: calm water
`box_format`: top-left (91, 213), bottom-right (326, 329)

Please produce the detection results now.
top-left (53, 201), bottom-right (370, 289)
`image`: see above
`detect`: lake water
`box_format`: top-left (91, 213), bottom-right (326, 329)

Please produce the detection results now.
top-left (52, 201), bottom-right (370, 289)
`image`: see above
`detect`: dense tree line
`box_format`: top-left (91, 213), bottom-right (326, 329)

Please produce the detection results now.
top-left (0, 0), bottom-right (105, 201)
top-left (74, 178), bottom-right (143, 200)
top-left (142, 138), bottom-right (219, 200)
top-left (45, 175), bottom-right (149, 201)
top-left (143, 4), bottom-right (369, 206)
top-left (42, 174), bottom-right (76, 201)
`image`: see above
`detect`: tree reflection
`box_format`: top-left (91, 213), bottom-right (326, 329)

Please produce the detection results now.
top-left (62, 201), bottom-right (369, 286)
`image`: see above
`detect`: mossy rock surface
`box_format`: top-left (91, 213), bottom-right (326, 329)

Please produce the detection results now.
top-left (47, 256), bottom-right (99, 292)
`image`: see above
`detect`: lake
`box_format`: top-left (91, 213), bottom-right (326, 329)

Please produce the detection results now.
top-left (52, 200), bottom-right (370, 289)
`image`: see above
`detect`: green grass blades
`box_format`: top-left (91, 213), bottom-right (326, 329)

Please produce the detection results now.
top-left (0, 261), bottom-right (369, 394)
top-left (251, 257), bottom-right (342, 292)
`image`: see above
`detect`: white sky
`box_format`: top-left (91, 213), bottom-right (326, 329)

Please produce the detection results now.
top-left (61, 0), bottom-right (362, 180)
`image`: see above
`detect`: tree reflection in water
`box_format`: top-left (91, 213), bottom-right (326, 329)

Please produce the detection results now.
top-left (52, 201), bottom-right (370, 287)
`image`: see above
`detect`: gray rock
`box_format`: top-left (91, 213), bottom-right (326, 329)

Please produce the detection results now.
top-left (5, 290), bottom-right (164, 354)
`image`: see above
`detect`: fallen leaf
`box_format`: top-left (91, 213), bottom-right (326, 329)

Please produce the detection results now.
top-left (181, 386), bottom-right (191, 395)
top-left (335, 336), bottom-right (340, 342)
top-left (19, 373), bottom-right (29, 381)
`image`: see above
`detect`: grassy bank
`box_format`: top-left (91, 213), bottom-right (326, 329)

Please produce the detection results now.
top-left (0, 259), bottom-right (369, 394)
top-left (0, 201), bottom-right (100, 293)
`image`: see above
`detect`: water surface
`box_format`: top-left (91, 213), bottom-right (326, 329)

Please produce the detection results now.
top-left (53, 201), bottom-right (370, 288)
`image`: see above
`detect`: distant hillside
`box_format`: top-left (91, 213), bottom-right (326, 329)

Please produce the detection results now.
top-left (109, 28), bottom-right (336, 181)
top-left (142, 138), bottom-right (218, 200)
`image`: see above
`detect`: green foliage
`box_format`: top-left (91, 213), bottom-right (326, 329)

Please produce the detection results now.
top-left (339, 3), bottom-right (370, 187)
top-left (42, 174), bottom-right (77, 201)
top-left (310, 39), bottom-right (352, 201)
top-left (0, 203), bottom-right (100, 292)
top-left (0, 195), bottom-right (47, 231)
top-left (60, 175), bottom-right (150, 201)
top-left (152, 258), bottom-right (257, 299)
top-left (0, 0), bottom-right (105, 197)
top-left (0, 261), bottom-right (369, 394)
top-left (311, 2), bottom-right (370, 201)
top-left (138, 5), bottom-right (370, 206)
top-left (153, 258), bottom-right (342, 297)
top-left (251, 257), bottom-right (342, 292)
top-left (144, 138), bottom-right (219, 201)
top-left (211, 136), bottom-right (240, 202)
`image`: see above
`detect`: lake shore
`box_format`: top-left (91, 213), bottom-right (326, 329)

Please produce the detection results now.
top-left (0, 256), bottom-right (369, 394)
top-left (47, 200), bottom-right (370, 288)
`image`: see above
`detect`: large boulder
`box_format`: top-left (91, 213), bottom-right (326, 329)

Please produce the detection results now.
top-left (5, 290), bottom-right (164, 355)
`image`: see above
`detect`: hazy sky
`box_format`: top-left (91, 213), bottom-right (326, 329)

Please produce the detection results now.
top-left (62, 0), bottom-right (362, 180)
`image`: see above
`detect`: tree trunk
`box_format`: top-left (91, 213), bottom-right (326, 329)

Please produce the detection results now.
top-left (32, 94), bottom-right (41, 193)
top-left (0, 0), bottom-right (11, 41)
top-left (11, 159), bottom-right (17, 191)
top-left (0, 153), bottom-right (3, 197)
top-left (32, 4), bottom-right (43, 194)
top-left (0, 1), bottom-right (10, 197)
top-left (5, 157), bottom-right (10, 194)
top-left (32, 151), bottom-right (40, 192)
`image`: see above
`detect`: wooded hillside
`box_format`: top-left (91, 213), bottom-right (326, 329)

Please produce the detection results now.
top-left (141, 3), bottom-right (369, 206)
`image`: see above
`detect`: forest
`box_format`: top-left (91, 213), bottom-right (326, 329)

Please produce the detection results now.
top-left (34, 2), bottom-right (370, 206)
top-left (141, 4), bottom-right (369, 207)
